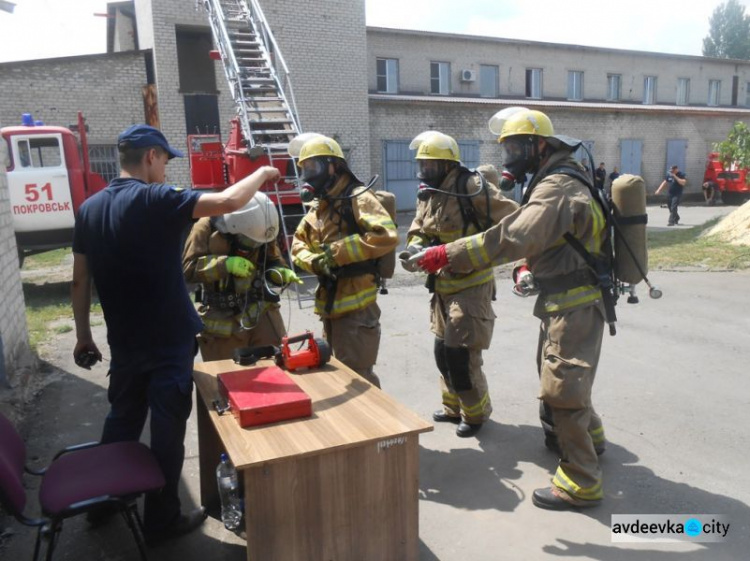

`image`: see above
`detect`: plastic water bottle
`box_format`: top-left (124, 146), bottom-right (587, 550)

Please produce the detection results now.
top-left (216, 453), bottom-right (242, 531)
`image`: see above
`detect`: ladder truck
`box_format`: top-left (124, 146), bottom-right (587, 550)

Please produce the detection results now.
top-left (189, 0), bottom-right (306, 254)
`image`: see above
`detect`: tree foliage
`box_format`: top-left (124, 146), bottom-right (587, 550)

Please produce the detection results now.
top-left (703, 0), bottom-right (750, 59)
top-left (715, 121), bottom-right (750, 169)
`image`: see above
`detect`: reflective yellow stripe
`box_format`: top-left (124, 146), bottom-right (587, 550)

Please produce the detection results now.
top-left (461, 392), bottom-right (490, 415)
top-left (341, 234), bottom-right (366, 262)
top-left (435, 268), bottom-right (494, 295)
top-left (362, 215), bottom-right (396, 230)
top-left (465, 234), bottom-right (491, 270)
top-left (589, 425), bottom-right (606, 444)
top-left (553, 466), bottom-right (603, 500)
top-left (442, 391), bottom-right (459, 405)
top-left (543, 285), bottom-right (601, 313)
top-left (293, 248), bottom-right (319, 272)
top-left (587, 200), bottom-right (607, 254)
top-left (202, 318), bottom-right (234, 337)
top-left (314, 286), bottom-right (378, 316)
top-left (196, 256), bottom-right (224, 282)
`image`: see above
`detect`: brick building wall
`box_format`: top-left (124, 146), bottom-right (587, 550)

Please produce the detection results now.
top-left (0, 51), bottom-right (150, 145)
top-left (367, 28), bottom-right (750, 105)
top-left (0, 121), bottom-right (30, 386)
top-left (140, 0), bottom-right (371, 185)
top-left (260, 0), bottom-right (371, 178)
top-left (369, 98), bottom-right (736, 193)
top-left (366, 28), bottom-right (750, 193)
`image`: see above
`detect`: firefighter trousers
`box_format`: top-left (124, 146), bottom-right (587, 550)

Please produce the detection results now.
top-left (197, 306), bottom-right (286, 362)
top-left (537, 305), bottom-right (605, 501)
top-left (431, 282), bottom-right (495, 424)
top-left (323, 302), bottom-right (382, 388)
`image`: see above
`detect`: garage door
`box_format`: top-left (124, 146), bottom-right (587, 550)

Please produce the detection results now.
top-left (383, 140), bottom-right (480, 211)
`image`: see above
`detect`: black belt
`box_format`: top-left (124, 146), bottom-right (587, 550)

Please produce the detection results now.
top-left (536, 269), bottom-right (597, 295)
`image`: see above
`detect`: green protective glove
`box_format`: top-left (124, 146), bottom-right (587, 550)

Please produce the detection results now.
top-left (225, 256), bottom-right (255, 278)
top-left (311, 251), bottom-right (335, 277)
top-left (267, 267), bottom-right (303, 286)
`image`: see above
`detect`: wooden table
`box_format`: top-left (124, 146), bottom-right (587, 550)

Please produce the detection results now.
top-left (193, 358), bottom-right (433, 561)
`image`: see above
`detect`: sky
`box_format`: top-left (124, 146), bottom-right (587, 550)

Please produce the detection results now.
top-left (0, 0), bottom-right (745, 63)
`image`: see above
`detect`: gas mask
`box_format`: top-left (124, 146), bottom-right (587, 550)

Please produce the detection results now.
top-left (497, 168), bottom-right (519, 192)
top-left (500, 135), bottom-right (540, 183)
top-left (417, 160), bottom-right (449, 190)
top-left (300, 157), bottom-right (335, 203)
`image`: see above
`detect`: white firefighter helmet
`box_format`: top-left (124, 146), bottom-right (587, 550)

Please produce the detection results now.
top-left (488, 106), bottom-right (529, 136)
top-left (222, 191), bottom-right (279, 244)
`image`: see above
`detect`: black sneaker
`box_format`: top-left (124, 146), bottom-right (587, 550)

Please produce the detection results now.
top-left (144, 507), bottom-right (208, 546)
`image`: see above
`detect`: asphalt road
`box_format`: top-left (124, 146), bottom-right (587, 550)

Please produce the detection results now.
top-left (2, 202), bottom-right (748, 561)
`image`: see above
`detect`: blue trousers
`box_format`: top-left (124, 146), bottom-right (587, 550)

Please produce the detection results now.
top-left (102, 343), bottom-right (196, 533)
top-left (667, 191), bottom-right (682, 225)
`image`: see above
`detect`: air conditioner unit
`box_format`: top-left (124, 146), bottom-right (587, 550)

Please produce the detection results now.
top-left (461, 69), bottom-right (476, 82)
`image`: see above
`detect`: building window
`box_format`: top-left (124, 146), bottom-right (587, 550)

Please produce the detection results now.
top-left (745, 83), bottom-right (750, 106)
top-left (709, 79), bottom-right (721, 106)
top-left (677, 78), bottom-right (691, 106)
top-left (88, 145), bottom-right (120, 183)
top-left (431, 61), bottom-right (450, 95)
top-left (376, 58), bottom-right (399, 94)
top-left (567, 71), bottom-right (584, 101)
top-left (479, 64), bottom-right (499, 98)
top-left (526, 68), bottom-right (543, 99)
top-left (643, 76), bottom-right (657, 104)
top-left (606, 74), bottom-right (621, 101)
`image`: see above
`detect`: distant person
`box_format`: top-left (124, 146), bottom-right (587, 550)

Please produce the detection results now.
top-left (71, 124), bottom-right (280, 544)
top-left (594, 162), bottom-right (606, 191)
top-left (608, 166), bottom-right (621, 192)
top-left (702, 180), bottom-right (718, 206)
top-left (655, 165), bottom-right (687, 226)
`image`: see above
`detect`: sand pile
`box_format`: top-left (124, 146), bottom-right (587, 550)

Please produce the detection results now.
top-left (705, 200), bottom-right (750, 245)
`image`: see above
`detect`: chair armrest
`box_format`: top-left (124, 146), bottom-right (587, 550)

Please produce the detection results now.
top-left (52, 441), bottom-right (102, 461)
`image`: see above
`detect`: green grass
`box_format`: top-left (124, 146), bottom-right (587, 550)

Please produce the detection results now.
top-left (647, 217), bottom-right (750, 270)
top-left (22, 248), bottom-right (101, 352)
top-left (22, 247), bottom-right (72, 269)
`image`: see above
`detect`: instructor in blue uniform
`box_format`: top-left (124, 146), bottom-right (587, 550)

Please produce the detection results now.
top-left (71, 124), bottom-right (279, 544)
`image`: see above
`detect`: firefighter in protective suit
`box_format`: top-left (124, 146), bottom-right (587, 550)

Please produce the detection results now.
top-left (183, 192), bottom-right (300, 360)
top-left (416, 110), bottom-right (608, 509)
top-left (403, 131), bottom-right (518, 437)
top-left (290, 135), bottom-right (398, 388)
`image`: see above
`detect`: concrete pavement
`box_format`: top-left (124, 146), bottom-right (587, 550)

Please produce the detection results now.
top-left (2, 202), bottom-right (747, 561)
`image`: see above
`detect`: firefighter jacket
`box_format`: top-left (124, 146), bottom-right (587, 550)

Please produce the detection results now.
top-left (291, 174), bottom-right (399, 319)
top-left (445, 151), bottom-right (608, 318)
top-left (183, 217), bottom-right (287, 337)
top-left (407, 167), bottom-right (519, 295)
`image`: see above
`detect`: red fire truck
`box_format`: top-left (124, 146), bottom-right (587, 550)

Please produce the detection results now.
top-left (186, 117), bottom-right (304, 250)
top-left (703, 152), bottom-right (750, 205)
top-left (1, 112), bottom-right (107, 263)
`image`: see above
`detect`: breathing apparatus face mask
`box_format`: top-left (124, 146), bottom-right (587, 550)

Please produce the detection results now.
top-left (300, 158), bottom-right (334, 203)
top-left (499, 136), bottom-right (540, 186)
top-left (416, 160), bottom-right (450, 200)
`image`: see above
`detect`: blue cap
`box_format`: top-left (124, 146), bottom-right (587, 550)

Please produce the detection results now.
top-left (117, 124), bottom-right (184, 159)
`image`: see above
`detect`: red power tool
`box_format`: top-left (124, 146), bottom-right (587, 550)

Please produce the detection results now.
top-left (275, 331), bottom-right (332, 371)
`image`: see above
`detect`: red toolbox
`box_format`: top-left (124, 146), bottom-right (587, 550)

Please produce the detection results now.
top-left (217, 365), bottom-right (312, 428)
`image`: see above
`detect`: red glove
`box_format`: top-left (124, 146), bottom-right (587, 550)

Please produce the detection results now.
top-left (418, 245), bottom-right (449, 274)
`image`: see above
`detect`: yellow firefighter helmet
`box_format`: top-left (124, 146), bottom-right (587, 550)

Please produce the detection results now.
top-left (410, 131), bottom-right (461, 162)
top-left (296, 135), bottom-right (344, 165)
top-left (498, 109), bottom-right (555, 142)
